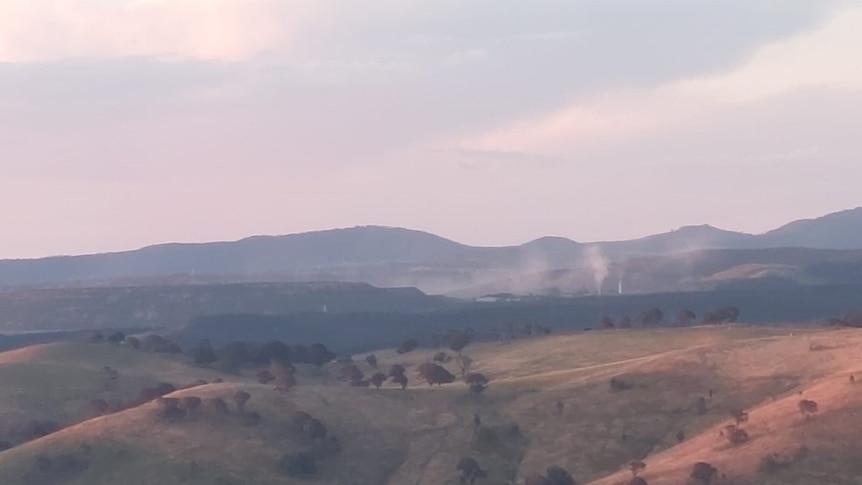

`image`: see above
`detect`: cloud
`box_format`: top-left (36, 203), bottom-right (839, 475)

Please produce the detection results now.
top-left (0, 0), bottom-right (300, 62)
top-left (461, 4), bottom-right (862, 156)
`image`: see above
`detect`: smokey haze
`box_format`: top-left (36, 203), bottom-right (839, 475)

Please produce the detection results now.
top-left (2, 0), bottom-right (861, 258)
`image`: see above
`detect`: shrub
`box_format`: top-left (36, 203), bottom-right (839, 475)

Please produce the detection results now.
top-left (609, 377), bottom-right (633, 392)
top-left (798, 399), bottom-right (819, 419)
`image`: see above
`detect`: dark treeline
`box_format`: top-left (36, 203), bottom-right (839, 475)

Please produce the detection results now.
top-left (177, 284), bottom-right (862, 354)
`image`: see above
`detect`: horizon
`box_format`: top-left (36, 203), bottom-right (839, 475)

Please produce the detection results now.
top-left (3, 204), bottom-right (859, 260)
top-left (2, 1), bottom-right (861, 258)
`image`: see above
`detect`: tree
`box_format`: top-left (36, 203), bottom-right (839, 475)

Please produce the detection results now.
top-left (456, 457), bottom-right (486, 485)
top-left (341, 364), bottom-right (365, 385)
top-left (206, 397), bottom-right (229, 415)
top-left (422, 363), bottom-right (456, 386)
top-left (365, 354), bottom-right (378, 369)
top-left (628, 478), bottom-right (648, 485)
top-left (370, 372), bottom-right (387, 389)
top-left (389, 364), bottom-right (409, 389)
top-left (619, 316), bottom-right (632, 329)
top-left (233, 391), bottom-right (251, 414)
top-left (703, 306), bottom-right (740, 324)
top-left (392, 373), bottom-right (409, 389)
top-left (465, 373), bottom-right (489, 394)
top-left (798, 399), bottom-right (819, 419)
top-left (307, 343), bottom-right (336, 366)
top-left (690, 462), bottom-right (718, 484)
top-left (628, 461), bottom-right (646, 477)
top-left (433, 352), bottom-right (451, 363)
top-left (556, 400), bottom-right (565, 416)
top-left (257, 369), bottom-right (275, 384)
top-left (190, 339), bottom-right (218, 366)
top-left (639, 308), bottom-right (664, 327)
top-left (457, 354), bottom-right (474, 378)
top-left (600, 317), bottom-right (615, 329)
top-left (545, 465), bottom-right (576, 485)
top-left (397, 339), bottom-right (419, 354)
top-left (721, 425), bottom-right (749, 444)
top-left (729, 408), bottom-right (749, 427)
top-left (676, 310), bottom-right (696, 326)
top-left (448, 329), bottom-right (475, 356)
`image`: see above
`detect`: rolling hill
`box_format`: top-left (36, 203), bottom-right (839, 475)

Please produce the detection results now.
top-left (2, 325), bottom-right (862, 484)
top-left (1, 207), bottom-right (861, 294)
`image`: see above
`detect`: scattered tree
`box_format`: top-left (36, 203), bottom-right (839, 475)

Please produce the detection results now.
top-left (370, 372), bottom-right (387, 389)
top-left (639, 308), bottom-right (664, 327)
top-left (457, 354), bottom-right (474, 378)
top-left (365, 354), bottom-right (378, 369)
top-left (397, 338), bottom-right (419, 354)
top-left (729, 408), bottom-right (749, 427)
top-left (341, 364), bottom-right (365, 385)
top-left (257, 369), bottom-right (275, 384)
top-left (556, 400), bottom-right (565, 416)
top-left (676, 310), bottom-right (696, 326)
top-left (798, 399), bottom-right (819, 419)
top-left (628, 461), bottom-right (646, 477)
top-left (545, 465), bottom-right (576, 485)
top-left (465, 373), bottom-right (490, 394)
top-left (421, 363), bottom-right (456, 386)
top-left (721, 425), bottom-right (750, 445)
top-left (703, 306), bottom-right (740, 324)
top-left (433, 352), bottom-right (452, 363)
top-left (456, 457), bottom-right (486, 485)
top-left (690, 462), bottom-right (718, 484)
top-left (448, 329), bottom-right (475, 357)
top-left (600, 317), bottom-right (615, 329)
top-left (676, 431), bottom-right (685, 443)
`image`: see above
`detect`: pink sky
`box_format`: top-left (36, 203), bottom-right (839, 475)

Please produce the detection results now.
top-left (1, 0), bottom-right (861, 258)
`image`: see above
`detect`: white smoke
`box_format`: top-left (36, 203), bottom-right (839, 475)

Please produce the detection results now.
top-left (584, 246), bottom-right (609, 295)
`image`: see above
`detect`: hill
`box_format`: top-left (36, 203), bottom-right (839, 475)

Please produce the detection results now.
top-left (1, 207), bottom-right (862, 294)
top-left (761, 206), bottom-right (862, 250)
top-left (3, 325), bottom-right (862, 484)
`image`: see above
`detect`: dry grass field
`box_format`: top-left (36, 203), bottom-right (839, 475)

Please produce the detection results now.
top-left (1, 324), bottom-right (861, 485)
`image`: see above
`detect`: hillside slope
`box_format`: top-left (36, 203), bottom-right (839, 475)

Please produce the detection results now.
top-left (2, 326), bottom-right (862, 484)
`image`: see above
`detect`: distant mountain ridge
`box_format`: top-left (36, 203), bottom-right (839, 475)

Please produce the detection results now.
top-left (1, 207), bottom-right (861, 293)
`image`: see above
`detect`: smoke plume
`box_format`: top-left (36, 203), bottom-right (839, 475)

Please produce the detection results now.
top-left (584, 246), bottom-right (609, 295)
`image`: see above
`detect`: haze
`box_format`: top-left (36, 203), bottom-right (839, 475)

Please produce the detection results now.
top-left (1, 0), bottom-right (861, 259)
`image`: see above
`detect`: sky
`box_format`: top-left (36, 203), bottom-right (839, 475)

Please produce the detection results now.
top-left (1, 0), bottom-right (861, 258)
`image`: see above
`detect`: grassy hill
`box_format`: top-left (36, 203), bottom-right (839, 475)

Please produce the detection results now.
top-left (1, 325), bottom-right (862, 484)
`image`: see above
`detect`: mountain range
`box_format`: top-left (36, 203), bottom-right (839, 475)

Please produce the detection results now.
top-left (2, 207), bottom-right (862, 296)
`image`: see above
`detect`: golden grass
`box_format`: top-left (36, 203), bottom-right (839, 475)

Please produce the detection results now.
top-left (2, 325), bottom-right (862, 485)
